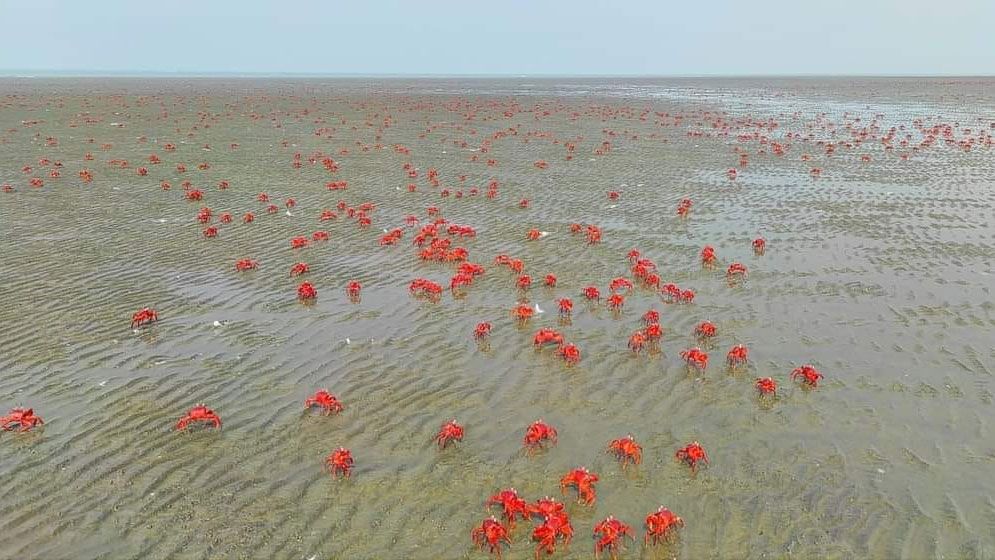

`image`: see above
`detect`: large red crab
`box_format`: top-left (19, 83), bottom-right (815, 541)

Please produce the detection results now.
top-left (593, 516), bottom-right (635, 560)
top-left (609, 277), bottom-right (633, 293)
top-left (304, 390), bottom-right (344, 415)
top-left (474, 322), bottom-right (492, 339)
top-left (486, 488), bottom-right (531, 527)
top-left (644, 506), bottom-right (684, 545)
top-left (1, 407), bottom-right (44, 431)
top-left (175, 404), bottom-right (221, 430)
top-left (558, 343), bottom-right (581, 365)
top-left (726, 344), bottom-right (749, 367)
top-left (694, 321), bottom-right (717, 339)
top-left (791, 364), bottom-right (824, 387)
top-left (472, 516), bottom-right (511, 558)
top-left (700, 245), bottom-right (717, 266)
top-left (581, 286), bottom-right (601, 301)
top-left (680, 348), bottom-right (709, 371)
top-left (533, 328), bottom-right (564, 348)
top-left (756, 377), bottom-right (778, 397)
top-left (558, 298), bottom-right (574, 316)
top-left (606, 293), bottom-right (625, 311)
top-left (675, 441), bottom-right (709, 472)
top-left (434, 419), bottom-right (464, 449)
top-left (345, 281), bottom-right (362, 298)
top-left (326, 447), bottom-right (354, 478)
top-left (607, 435), bottom-right (642, 469)
top-left (533, 509), bottom-right (574, 558)
top-left (297, 282), bottom-right (317, 300)
top-left (560, 467), bottom-right (599, 505)
top-left (523, 419), bottom-right (558, 454)
top-left (131, 307), bottom-right (158, 329)
top-left (726, 262), bottom-right (748, 279)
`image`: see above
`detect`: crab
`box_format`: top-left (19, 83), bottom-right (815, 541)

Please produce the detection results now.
top-left (304, 390), bottom-right (344, 415)
top-left (532, 510), bottom-right (574, 559)
top-left (434, 419), bottom-right (464, 449)
top-left (581, 286), bottom-right (601, 301)
top-left (627, 331), bottom-right (646, 353)
top-left (472, 517), bottom-right (512, 558)
top-left (312, 231), bottom-right (330, 241)
top-left (700, 245), bottom-right (717, 266)
top-left (290, 236), bottom-right (309, 249)
top-left (513, 304), bottom-right (535, 322)
top-left (202, 226), bottom-right (218, 238)
top-left (558, 298), bottom-right (574, 315)
top-left (791, 364), bottom-right (824, 387)
top-left (1, 407), bottom-right (44, 431)
top-left (326, 447), bottom-right (354, 478)
top-left (726, 262), bottom-right (748, 278)
top-left (486, 488), bottom-right (531, 527)
top-left (234, 258), bottom-right (258, 271)
top-left (242, 212), bottom-right (255, 223)
top-left (680, 348), bottom-right (709, 371)
top-left (753, 237), bottom-right (766, 255)
top-left (558, 343), bottom-right (581, 365)
top-left (727, 344), bottom-right (749, 367)
top-left (175, 404), bottom-right (222, 430)
top-left (523, 419), bottom-right (558, 454)
top-left (607, 435), bottom-right (642, 469)
top-left (517, 274), bottom-right (532, 290)
top-left (534, 328), bottom-right (564, 347)
top-left (451, 272), bottom-right (474, 291)
top-left (474, 322), bottom-right (492, 339)
top-left (644, 322), bottom-right (663, 340)
top-left (593, 516), bottom-right (635, 560)
top-left (642, 309), bottom-right (660, 324)
top-left (585, 225), bottom-right (603, 245)
top-left (298, 282), bottom-right (317, 300)
top-left (289, 262), bottom-right (310, 276)
top-left (694, 321), bottom-right (717, 339)
top-left (675, 441), bottom-right (709, 472)
top-left (560, 467), bottom-right (599, 505)
top-left (644, 507), bottom-right (684, 545)
top-left (131, 307), bottom-right (159, 329)
top-left (544, 274), bottom-right (557, 287)
top-left (606, 294), bottom-right (625, 311)
top-left (609, 277), bottom-right (633, 293)
top-left (526, 228), bottom-right (542, 241)
top-left (756, 377), bottom-right (778, 397)
top-left (346, 281), bottom-right (362, 298)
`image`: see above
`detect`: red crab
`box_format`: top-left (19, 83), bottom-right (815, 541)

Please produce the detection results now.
top-left (558, 298), bottom-right (573, 315)
top-left (242, 212), bottom-right (255, 223)
top-left (1, 407), bottom-right (44, 431)
top-left (304, 390), bottom-right (344, 415)
top-left (175, 404), bottom-right (221, 430)
top-left (434, 419), bottom-right (464, 449)
top-left (560, 467), bottom-right (599, 505)
top-left (628, 331), bottom-right (647, 353)
top-left (791, 364), bottom-right (824, 387)
top-left (558, 343), bottom-right (581, 365)
top-left (644, 322), bottom-right (663, 340)
top-left (607, 435), bottom-right (642, 469)
top-left (474, 322), bottom-right (492, 339)
top-left (585, 225), bottom-right (602, 245)
top-left (519, 198), bottom-right (531, 209)
top-left (727, 344), bottom-right (749, 367)
top-left (701, 245), bottom-right (717, 266)
top-left (297, 282), bottom-right (317, 300)
top-left (291, 236), bottom-right (309, 249)
top-left (533, 328), bottom-right (564, 347)
top-left (608, 190), bottom-right (620, 200)
top-left (532, 509), bottom-right (574, 559)
top-left (756, 377), bottom-right (778, 397)
top-left (523, 419), bottom-right (558, 453)
top-left (345, 281), bottom-right (361, 298)
top-left (530, 496), bottom-right (565, 519)
top-left (675, 441), bottom-right (709, 471)
top-left (609, 277), bottom-right (633, 293)
top-left (526, 228), bottom-right (542, 241)
top-left (513, 304), bottom-right (535, 322)
top-left (644, 507), bottom-right (684, 545)
top-left (694, 321), bottom-right (717, 339)
top-left (726, 262), bottom-right (748, 278)
top-left (517, 274), bottom-right (532, 290)
top-left (203, 226), bottom-right (218, 238)
top-left (753, 237), bottom-right (766, 255)
top-left (312, 231), bottom-right (330, 242)
top-left (290, 262), bottom-right (310, 276)
top-left (131, 307), bottom-right (158, 328)
top-left (607, 294), bottom-right (624, 311)
top-left (326, 447), bottom-right (354, 478)
top-left (593, 516), bottom-right (635, 560)
top-left (581, 286), bottom-right (601, 301)
top-left (680, 348), bottom-right (708, 370)
top-left (234, 258), bottom-right (258, 271)
top-left (642, 309), bottom-right (660, 324)
top-left (472, 517), bottom-right (511, 558)
top-left (544, 274), bottom-right (557, 287)
top-left (486, 488), bottom-right (531, 527)
top-left (680, 289), bottom-right (695, 303)
top-left (219, 212), bottom-right (232, 223)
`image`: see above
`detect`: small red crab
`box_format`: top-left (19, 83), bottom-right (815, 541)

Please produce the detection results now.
top-left (304, 390), bottom-right (344, 415)
top-left (513, 304), bottom-right (535, 322)
top-left (486, 488), bottom-right (531, 528)
top-left (526, 228), bottom-right (541, 241)
top-left (472, 516), bottom-right (511, 558)
top-left (644, 322), bottom-right (663, 340)
top-left (434, 419), bottom-right (464, 449)
top-left (560, 467), bottom-right (599, 505)
top-left (628, 331), bottom-right (647, 353)
top-left (131, 307), bottom-right (158, 329)
top-left (534, 328), bottom-right (564, 347)
top-left (474, 322), bottom-right (492, 339)
top-left (516, 274), bottom-right (532, 290)
top-left (175, 404), bottom-right (221, 430)
top-left (726, 344), bottom-right (749, 367)
top-left (289, 262), bottom-right (310, 276)
top-left (700, 245), bottom-right (717, 266)
top-left (753, 237), bottom-right (766, 255)
top-left (532, 509), bottom-right (574, 559)
top-left (726, 262), bottom-right (748, 278)
top-left (644, 507), bottom-right (684, 545)
top-left (297, 281), bottom-right (317, 300)
top-left (593, 516), bottom-right (635, 560)
top-left (607, 435), bottom-right (642, 469)
top-left (234, 258), bottom-right (258, 271)
top-left (609, 277), bottom-right (633, 293)
top-left (607, 293), bottom-right (625, 311)
top-left (345, 281), bottom-right (361, 298)
top-left (553, 298), bottom-right (574, 317)
top-left (1, 407), bottom-right (44, 431)
top-left (558, 343), bottom-right (581, 365)
top-left (791, 364), bottom-right (824, 387)
top-left (694, 321), bottom-right (717, 339)
top-left (544, 274), bottom-right (557, 287)
top-left (755, 377), bottom-right (778, 397)
top-left (581, 286), bottom-right (601, 301)
top-left (523, 419), bottom-right (558, 454)
top-left (242, 212), bottom-right (255, 223)
top-left (675, 441), bottom-right (709, 471)
top-left (312, 231), bottom-right (330, 242)
top-left (642, 309), bottom-right (659, 324)
top-left (326, 447), bottom-right (354, 478)
top-left (290, 236), bottom-right (309, 249)
top-left (203, 226), bottom-right (218, 238)
top-left (680, 348), bottom-right (708, 371)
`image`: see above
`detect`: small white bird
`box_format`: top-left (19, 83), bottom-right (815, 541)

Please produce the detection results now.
top-left (539, 231), bottom-right (551, 238)
top-left (344, 338), bottom-right (351, 345)
top-left (285, 210), bottom-right (294, 217)
top-left (534, 303), bottom-right (545, 314)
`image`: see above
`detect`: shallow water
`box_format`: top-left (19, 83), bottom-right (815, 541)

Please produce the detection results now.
top-left (1, 77), bottom-right (994, 560)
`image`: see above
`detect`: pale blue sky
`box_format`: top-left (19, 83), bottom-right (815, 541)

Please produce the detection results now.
top-left (2, 0), bottom-right (993, 75)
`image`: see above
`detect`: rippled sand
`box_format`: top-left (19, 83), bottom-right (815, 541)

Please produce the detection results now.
top-left (1, 77), bottom-right (994, 559)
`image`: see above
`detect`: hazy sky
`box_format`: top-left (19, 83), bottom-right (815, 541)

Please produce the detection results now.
top-left (2, 0), bottom-right (993, 75)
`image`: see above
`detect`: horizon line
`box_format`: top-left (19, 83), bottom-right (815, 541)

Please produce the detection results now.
top-left (2, 70), bottom-right (995, 79)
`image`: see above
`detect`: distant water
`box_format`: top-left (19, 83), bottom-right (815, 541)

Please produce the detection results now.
top-left (1, 77), bottom-right (994, 559)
